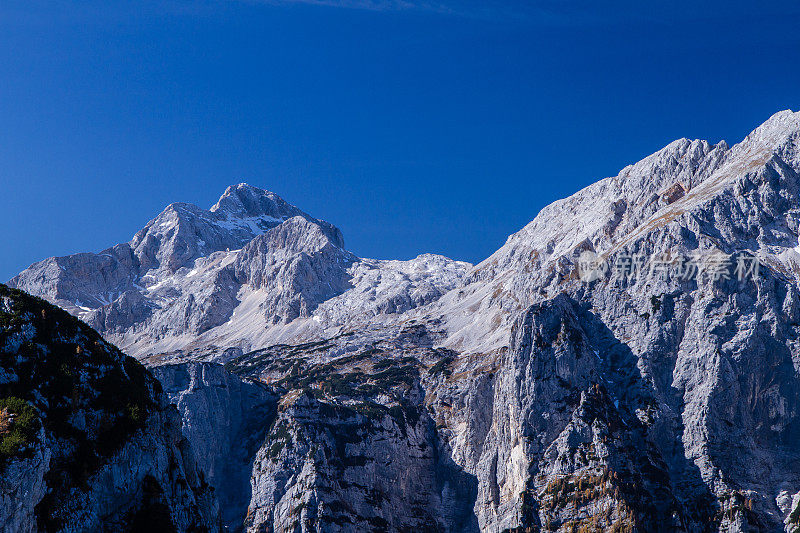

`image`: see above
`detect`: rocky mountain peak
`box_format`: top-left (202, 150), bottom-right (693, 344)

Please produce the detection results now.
top-left (730, 109), bottom-right (800, 168)
top-left (431, 109), bottom-right (800, 356)
top-left (126, 184), bottom-right (343, 276)
top-left (746, 108), bottom-right (800, 143)
top-left (614, 136), bottom-right (728, 201)
top-left (210, 183), bottom-right (305, 222)
top-left (10, 182), bottom-right (468, 356)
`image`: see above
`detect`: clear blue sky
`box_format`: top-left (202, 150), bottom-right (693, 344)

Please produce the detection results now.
top-left (2, 1), bottom-right (800, 281)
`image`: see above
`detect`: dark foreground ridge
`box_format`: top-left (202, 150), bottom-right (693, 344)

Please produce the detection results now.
top-left (0, 284), bottom-right (219, 532)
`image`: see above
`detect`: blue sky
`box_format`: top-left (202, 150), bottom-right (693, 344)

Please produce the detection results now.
top-left (2, 1), bottom-right (800, 281)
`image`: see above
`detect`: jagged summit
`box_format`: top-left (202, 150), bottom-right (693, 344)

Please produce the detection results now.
top-left (211, 183), bottom-right (296, 218)
top-left (746, 108), bottom-right (800, 144)
top-left (208, 183), bottom-right (346, 249)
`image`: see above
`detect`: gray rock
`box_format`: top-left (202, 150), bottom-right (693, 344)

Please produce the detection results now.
top-left (152, 362), bottom-right (277, 531)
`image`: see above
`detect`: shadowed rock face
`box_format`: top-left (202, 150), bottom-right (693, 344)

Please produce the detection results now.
top-left (152, 362), bottom-right (277, 532)
top-left (0, 284), bottom-right (219, 532)
top-left (9, 111), bottom-right (800, 532)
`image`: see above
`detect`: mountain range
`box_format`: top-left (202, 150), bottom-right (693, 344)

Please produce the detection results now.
top-left (4, 110), bottom-right (800, 531)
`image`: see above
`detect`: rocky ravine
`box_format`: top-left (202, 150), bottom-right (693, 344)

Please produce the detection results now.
top-left (8, 110), bottom-right (800, 532)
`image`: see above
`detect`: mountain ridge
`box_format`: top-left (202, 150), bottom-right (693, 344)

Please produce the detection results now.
top-left (12, 109), bottom-right (800, 360)
top-left (10, 182), bottom-right (469, 356)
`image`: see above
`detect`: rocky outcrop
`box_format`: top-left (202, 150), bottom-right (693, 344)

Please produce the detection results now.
top-left (245, 392), bottom-right (441, 532)
top-left (0, 284), bottom-right (219, 532)
top-left (233, 216), bottom-right (354, 324)
top-left (216, 333), bottom-right (477, 533)
top-left (450, 296), bottom-right (682, 531)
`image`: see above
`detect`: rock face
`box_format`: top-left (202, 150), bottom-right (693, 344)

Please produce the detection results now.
top-left (428, 109), bottom-right (800, 531)
top-left (0, 426), bottom-right (49, 533)
top-left (0, 284), bottom-right (219, 532)
top-left (152, 362), bottom-right (277, 531)
top-left (245, 392), bottom-right (441, 532)
top-left (222, 328), bottom-right (479, 533)
top-left (10, 110), bottom-right (800, 532)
